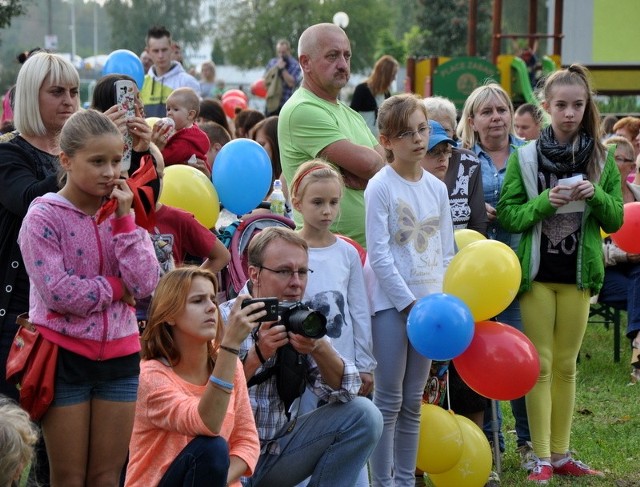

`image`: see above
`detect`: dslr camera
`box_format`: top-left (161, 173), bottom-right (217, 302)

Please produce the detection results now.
top-left (241, 298), bottom-right (327, 339)
top-left (279, 301), bottom-right (327, 339)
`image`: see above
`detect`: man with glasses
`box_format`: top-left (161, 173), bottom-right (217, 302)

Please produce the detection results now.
top-left (219, 227), bottom-right (382, 487)
top-left (279, 23), bottom-right (386, 248)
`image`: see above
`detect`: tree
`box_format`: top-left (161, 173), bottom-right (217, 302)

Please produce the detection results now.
top-left (414, 0), bottom-right (492, 58)
top-left (103, 0), bottom-right (210, 55)
top-left (0, 0), bottom-right (27, 31)
top-left (217, 0), bottom-right (395, 73)
top-left (374, 29), bottom-right (407, 65)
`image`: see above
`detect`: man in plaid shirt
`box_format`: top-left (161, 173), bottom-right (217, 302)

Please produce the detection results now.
top-left (220, 227), bottom-right (382, 486)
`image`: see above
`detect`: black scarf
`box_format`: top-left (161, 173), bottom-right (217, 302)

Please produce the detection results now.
top-left (536, 125), bottom-right (593, 175)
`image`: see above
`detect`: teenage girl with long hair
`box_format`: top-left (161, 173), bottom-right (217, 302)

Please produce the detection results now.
top-left (497, 64), bottom-right (623, 484)
top-left (18, 109), bottom-right (160, 485)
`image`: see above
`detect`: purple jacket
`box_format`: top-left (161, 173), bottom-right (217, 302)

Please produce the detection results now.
top-left (18, 193), bottom-right (160, 360)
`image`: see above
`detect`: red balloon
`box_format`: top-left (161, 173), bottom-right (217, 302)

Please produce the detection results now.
top-left (611, 202), bottom-right (640, 254)
top-left (336, 234), bottom-right (367, 266)
top-left (222, 95), bottom-right (247, 119)
top-left (251, 79), bottom-right (267, 98)
top-left (453, 321), bottom-right (540, 400)
top-left (221, 89), bottom-right (248, 101)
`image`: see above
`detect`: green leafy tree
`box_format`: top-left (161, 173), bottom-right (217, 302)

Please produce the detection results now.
top-left (0, 0), bottom-right (27, 31)
top-left (218, 0), bottom-right (394, 73)
top-left (415, 0), bottom-right (492, 58)
top-left (211, 38), bottom-right (225, 65)
top-left (103, 0), bottom-right (210, 55)
top-left (374, 29), bottom-right (406, 66)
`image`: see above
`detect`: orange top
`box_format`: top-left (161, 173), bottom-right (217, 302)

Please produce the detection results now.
top-left (125, 358), bottom-right (259, 486)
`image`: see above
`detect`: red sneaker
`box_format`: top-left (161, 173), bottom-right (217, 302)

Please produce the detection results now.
top-left (553, 457), bottom-right (604, 477)
top-left (527, 461), bottom-right (553, 484)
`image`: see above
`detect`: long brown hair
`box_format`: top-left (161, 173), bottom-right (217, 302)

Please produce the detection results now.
top-left (367, 55), bottom-right (399, 96)
top-left (542, 63), bottom-right (606, 181)
top-left (141, 267), bottom-right (223, 369)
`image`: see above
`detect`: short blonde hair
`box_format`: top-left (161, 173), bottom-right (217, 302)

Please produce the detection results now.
top-left (457, 83), bottom-right (515, 149)
top-left (0, 397), bottom-right (39, 486)
top-left (247, 227), bottom-right (308, 268)
top-left (14, 52), bottom-right (80, 137)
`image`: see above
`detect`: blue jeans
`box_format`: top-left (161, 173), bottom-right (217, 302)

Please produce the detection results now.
top-left (599, 263), bottom-right (640, 339)
top-left (158, 436), bottom-right (229, 487)
top-left (245, 397), bottom-right (382, 487)
top-left (483, 298), bottom-right (531, 450)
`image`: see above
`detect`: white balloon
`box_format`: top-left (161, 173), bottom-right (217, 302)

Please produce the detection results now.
top-left (333, 11), bottom-right (349, 28)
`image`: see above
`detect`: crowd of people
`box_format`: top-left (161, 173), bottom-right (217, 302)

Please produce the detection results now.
top-left (0, 19), bottom-right (638, 487)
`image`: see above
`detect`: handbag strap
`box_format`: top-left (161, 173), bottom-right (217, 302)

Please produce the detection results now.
top-left (16, 313), bottom-right (36, 332)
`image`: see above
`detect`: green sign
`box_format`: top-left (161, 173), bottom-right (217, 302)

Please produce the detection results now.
top-left (433, 57), bottom-right (500, 110)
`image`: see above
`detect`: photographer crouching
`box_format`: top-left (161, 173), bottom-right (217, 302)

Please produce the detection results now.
top-left (220, 227), bottom-right (382, 486)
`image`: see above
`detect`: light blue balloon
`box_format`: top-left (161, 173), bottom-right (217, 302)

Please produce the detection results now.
top-left (212, 139), bottom-right (273, 215)
top-left (102, 50), bottom-right (145, 89)
top-left (407, 293), bottom-right (474, 360)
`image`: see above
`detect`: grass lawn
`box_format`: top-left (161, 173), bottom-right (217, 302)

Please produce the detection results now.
top-left (425, 316), bottom-right (640, 486)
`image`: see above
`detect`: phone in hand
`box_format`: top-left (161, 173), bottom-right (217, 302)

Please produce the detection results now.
top-left (114, 80), bottom-right (136, 172)
top-left (241, 297), bottom-right (279, 322)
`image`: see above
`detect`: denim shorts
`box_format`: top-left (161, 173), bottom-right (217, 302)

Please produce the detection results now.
top-left (52, 375), bottom-right (139, 407)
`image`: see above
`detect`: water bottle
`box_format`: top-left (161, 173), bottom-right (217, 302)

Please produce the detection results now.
top-left (269, 179), bottom-right (286, 216)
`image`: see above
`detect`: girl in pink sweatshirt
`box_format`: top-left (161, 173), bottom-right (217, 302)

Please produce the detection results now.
top-left (18, 109), bottom-right (160, 485)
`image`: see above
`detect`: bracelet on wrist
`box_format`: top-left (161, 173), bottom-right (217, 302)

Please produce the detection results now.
top-left (209, 375), bottom-right (233, 391)
top-left (220, 345), bottom-right (240, 355)
top-left (254, 343), bottom-right (267, 364)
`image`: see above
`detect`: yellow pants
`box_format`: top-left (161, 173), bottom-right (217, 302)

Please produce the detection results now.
top-left (520, 281), bottom-right (590, 459)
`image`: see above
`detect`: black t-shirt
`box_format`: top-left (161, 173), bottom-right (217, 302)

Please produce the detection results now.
top-left (535, 169), bottom-right (584, 284)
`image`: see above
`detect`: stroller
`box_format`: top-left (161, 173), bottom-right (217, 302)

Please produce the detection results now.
top-left (218, 213), bottom-right (296, 300)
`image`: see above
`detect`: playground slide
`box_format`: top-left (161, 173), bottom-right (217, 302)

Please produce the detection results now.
top-left (511, 56), bottom-right (539, 105)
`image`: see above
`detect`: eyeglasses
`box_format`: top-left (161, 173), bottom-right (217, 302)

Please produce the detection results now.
top-left (427, 146), bottom-right (453, 159)
top-left (614, 155), bottom-right (635, 164)
top-left (260, 265), bottom-right (313, 280)
top-left (395, 125), bottom-right (431, 140)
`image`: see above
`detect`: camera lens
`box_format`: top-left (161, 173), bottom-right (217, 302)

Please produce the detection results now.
top-left (288, 310), bottom-right (327, 339)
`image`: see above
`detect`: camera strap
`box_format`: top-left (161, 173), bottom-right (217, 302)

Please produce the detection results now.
top-left (247, 343), bottom-right (307, 420)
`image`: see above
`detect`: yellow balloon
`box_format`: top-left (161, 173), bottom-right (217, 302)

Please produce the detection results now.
top-left (428, 415), bottom-right (492, 487)
top-left (416, 404), bottom-right (464, 474)
top-left (454, 229), bottom-right (486, 250)
top-left (159, 165), bottom-right (220, 229)
top-left (600, 228), bottom-right (609, 239)
top-left (145, 116), bottom-right (160, 128)
top-left (443, 240), bottom-right (521, 321)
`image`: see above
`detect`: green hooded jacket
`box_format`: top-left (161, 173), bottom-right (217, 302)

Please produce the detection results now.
top-left (497, 142), bottom-right (623, 295)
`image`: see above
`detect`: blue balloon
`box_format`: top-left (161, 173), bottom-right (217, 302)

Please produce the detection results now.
top-left (407, 293), bottom-right (474, 361)
top-left (102, 50), bottom-right (145, 89)
top-left (212, 139), bottom-right (273, 215)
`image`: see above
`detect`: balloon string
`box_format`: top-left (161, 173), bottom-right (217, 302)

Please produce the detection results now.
top-left (445, 366), bottom-right (451, 411)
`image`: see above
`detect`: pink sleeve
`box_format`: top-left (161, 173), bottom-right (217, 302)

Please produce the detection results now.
top-left (111, 214), bottom-right (136, 235)
top-left (105, 277), bottom-right (124, 301)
